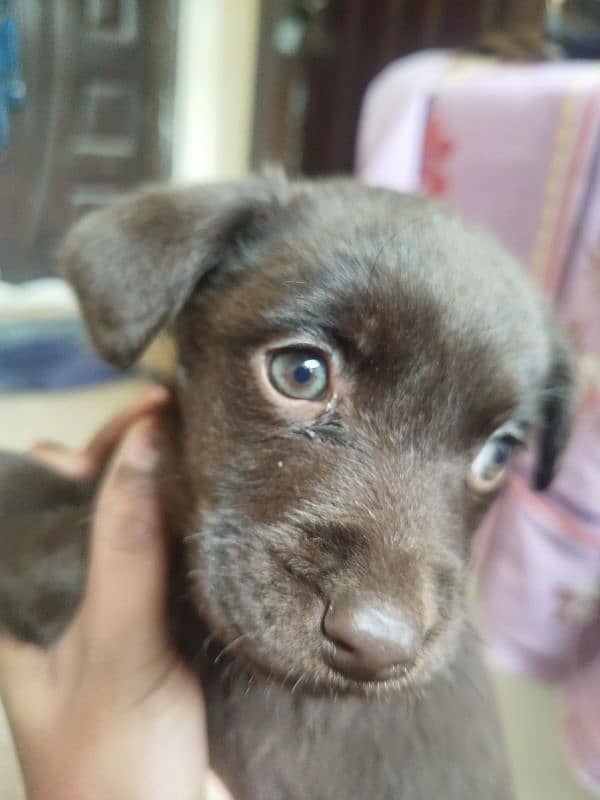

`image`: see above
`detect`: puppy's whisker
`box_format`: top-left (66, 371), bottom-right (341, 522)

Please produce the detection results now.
top-left (213, 633), bottom-right (250, 665)
top-left (243, 671), bottom-right (256, 696)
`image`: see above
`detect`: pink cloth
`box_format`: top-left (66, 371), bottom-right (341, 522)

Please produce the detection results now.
top-left (357, 51), bottom-right (600, 793)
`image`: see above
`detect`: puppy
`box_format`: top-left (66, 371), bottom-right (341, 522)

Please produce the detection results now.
top-left (0, 175), bottom-right (576, 799)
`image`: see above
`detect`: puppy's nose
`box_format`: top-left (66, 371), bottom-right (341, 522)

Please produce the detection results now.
top-left (322, 597), bottom-right (422, 682)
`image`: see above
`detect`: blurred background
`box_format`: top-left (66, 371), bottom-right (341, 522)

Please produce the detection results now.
top-left (3, 0), bottom-right (595, 283)
top-left (1, 2), bottom-right (600, 799)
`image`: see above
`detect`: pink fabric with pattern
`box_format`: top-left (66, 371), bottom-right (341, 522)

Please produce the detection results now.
top-left (357, 51), bottom-right (600, 794)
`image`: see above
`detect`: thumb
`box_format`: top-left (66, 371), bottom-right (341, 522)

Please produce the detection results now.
top-left (77, 416), bottom-right (170, 664)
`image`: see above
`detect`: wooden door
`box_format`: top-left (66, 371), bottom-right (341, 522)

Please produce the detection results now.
top-left (0, 0), bottom-right (176, 282)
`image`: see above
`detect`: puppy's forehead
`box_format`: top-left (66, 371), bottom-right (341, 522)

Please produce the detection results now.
top-left (193, 185), bottom-right (549, 431)
top-left (239, 191), bottom-right (543, 360)
top-left (259, 243), bottom-right (519, 428)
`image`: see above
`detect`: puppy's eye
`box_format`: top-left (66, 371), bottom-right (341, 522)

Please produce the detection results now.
top-left (269, 349), bottom-right (329, 401)
top-left (468, 438), bottom-right (514, 492)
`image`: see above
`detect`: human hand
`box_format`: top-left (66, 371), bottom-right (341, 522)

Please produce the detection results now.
top-left (27, 385), bottom-right (172, 480)
top-left (0, 398), bottom-right (232, 800)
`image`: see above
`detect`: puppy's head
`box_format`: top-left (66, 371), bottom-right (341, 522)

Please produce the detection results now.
top-left (61, 175), bottom-right (576, 694)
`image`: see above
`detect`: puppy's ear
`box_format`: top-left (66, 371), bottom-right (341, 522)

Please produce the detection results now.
top-left (534, 325), bottom-right (578, 491)
top-left (60, 177), bottom-right (287, 367)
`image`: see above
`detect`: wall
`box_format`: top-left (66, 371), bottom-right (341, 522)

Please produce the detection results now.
top-left (172, 0), bottom-right (261, 182)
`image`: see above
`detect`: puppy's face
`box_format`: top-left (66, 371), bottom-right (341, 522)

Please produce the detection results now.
top-left (62, 177), bottom-right (575, 695)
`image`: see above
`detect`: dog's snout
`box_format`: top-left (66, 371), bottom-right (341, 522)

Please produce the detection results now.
top-left (322, 596), bottom-right (422, 682)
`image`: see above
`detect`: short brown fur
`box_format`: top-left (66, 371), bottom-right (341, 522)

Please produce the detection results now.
top-left (0, 176), bottom-right (576, 799)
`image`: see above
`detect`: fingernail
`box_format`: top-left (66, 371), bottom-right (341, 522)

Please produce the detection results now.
top-left (145, 385), bottom-right (170, 404)
top-left (120, 420), bottom-right (160, 471)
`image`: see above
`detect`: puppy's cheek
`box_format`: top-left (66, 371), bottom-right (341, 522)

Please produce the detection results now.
top-left (464, 481), bottom-right (505, 530)
top-left (187, 528), bottom-right (329, 680)
top-left (421, 553), bottom-right (468, 666)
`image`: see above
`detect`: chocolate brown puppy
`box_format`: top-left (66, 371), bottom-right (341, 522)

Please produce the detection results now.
top-left (0, 175), bottom-right (576, 799)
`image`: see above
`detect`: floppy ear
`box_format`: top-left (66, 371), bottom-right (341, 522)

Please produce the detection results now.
top-left (533, 324), bottom-right (578, 491)
top-left (60, 177), bottom-right (288, 367)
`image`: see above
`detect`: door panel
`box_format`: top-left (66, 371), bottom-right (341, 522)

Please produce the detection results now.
top-left (0, 0), bottom-right (175, 282)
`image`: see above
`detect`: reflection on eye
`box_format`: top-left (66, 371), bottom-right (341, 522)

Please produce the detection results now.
top-left (468, 438), bottom-right (514, 492)
top-left (269, 348), bottom-right (329, 401)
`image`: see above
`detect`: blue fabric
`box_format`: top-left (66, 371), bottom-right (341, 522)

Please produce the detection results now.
top-left (0, 318), bottom-right (129, 392)
top-left (0, 2), bottom-right (25, 152)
